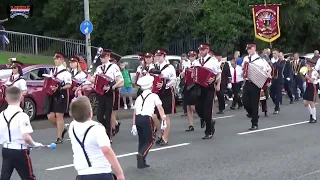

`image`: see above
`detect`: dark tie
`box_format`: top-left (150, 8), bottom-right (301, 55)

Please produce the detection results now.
top-left (54, 68), bottom-right (58, 76)
top-left (233, 68), bottom-right (236, 84)
top-left (249, 56), bottom-right (252, 62)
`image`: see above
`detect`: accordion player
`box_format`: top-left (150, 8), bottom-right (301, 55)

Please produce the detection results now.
top-left (93, 74), bottom-right (115, 95)
top-left (149, 73), bottom-right (165, 94)
top-left (43, 77), bottom-right (62, 95)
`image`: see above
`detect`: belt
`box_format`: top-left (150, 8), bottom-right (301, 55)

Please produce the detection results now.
top-left (3, 143), bottom-right (28, 150)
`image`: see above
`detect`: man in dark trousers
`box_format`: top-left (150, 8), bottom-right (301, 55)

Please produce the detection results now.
top-left (269, 49), bottom-right (285, 114)
top-left (291, 53), bottom-right (305, 101)
top-left (216, 54), bottom-right (231, 114)
top-left (281, 52), bottom-right (294, 104)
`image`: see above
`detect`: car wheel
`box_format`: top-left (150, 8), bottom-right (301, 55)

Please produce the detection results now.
top-left (24, 98), bottom-right (36, 121)
top-left (88, 93), bottom-right (98, 116)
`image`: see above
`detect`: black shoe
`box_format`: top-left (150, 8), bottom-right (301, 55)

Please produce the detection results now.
top-left (265, 112), bottom-right (269, 117)
top-left (115, 122), bottom-right (121, 134)
top-left (273, 111), bottom-right (279, 114)
top-left (185, 126), bottom-right (194, 132)
top-left (230, 106), bottom-right (236, 110)
top-left (112, 129), bottom-right (116, 136)
top-left (202, 134), bottom-right (213, 139)
top-left (246, 114), bottom-right (252, 118)
top-left (200, 119), bottom-right (205, 128)
top-left (217, 111), bottom-right (224, 114)
top-left (309, 119), bottom-right (317, 123)
top-left (289, 100), bottom-right (293, 104)
top-left (155, 137), bottom-right (162, 145)
top-left (143, 159), bottom-right (150, 168)
top-left (310, 115), bottom-right (313, 121)
top-left (136, 154), bottom-right (145, 169)
top-left (61, 128), bottom-right (68, 139)
top-left (159, 139), bottom-right (168, 146)
top-left (181, 113), bottom-right (187, 117)
top-left (55, 138), bottom-right (63, 144)
top-left (248, 126), bottom-right (258, 130)
top-left (238, 106), bottom-right (243, 109)
top-left (295, 98), bottom-right (299, 101)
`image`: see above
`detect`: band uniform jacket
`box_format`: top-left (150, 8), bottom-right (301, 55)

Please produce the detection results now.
top-left (283, 60), bottom-right (293, 80)
top-left (271, 60), bottom-right (285, 81)
top-left (219, 61), bottom-right (231, 88)
top-left (291, 58), bottom-right (306, 80)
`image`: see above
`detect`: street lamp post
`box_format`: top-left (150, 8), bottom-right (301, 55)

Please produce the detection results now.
top-left (84, 0), bottom-right (92, 66)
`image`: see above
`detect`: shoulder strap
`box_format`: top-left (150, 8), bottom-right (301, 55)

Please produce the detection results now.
top-left (160, 64), bottom-right (170, 72)
top-left (72, 124), bottom-right (96, 167)
top-left (140, 93), bottom-right (152, 111)
top-left (10, 77), bottom-right (23, 85)
top-left (251, 57), bottom-right (260, 63)
top-left (54, 69), bottom-right (67, 78)
top-left (3, 111), bottom-right (20, 142)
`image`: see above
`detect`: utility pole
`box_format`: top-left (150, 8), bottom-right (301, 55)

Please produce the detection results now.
top-left (84, 0), bottom-right (92, 66)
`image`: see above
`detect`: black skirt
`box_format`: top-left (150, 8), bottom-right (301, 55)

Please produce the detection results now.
top-left (44, 89), bottom-right (69, 114)
top-left (112, 89), bottom-right (120, 111)
top-left (184, 85), bottom-right (199, 105)
top-left (155, 88), bottom-right (176, 116)
top-left (303, 83), bottom-right (317, 102)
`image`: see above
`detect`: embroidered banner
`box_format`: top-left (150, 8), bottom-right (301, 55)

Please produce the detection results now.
top-left (252, 4), bottom-right (280, 43)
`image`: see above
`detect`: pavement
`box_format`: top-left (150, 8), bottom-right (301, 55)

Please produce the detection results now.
top-left (3, 98), bottom-right (320, 180)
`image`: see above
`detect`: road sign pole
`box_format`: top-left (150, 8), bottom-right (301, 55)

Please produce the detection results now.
top-left (84, 0), bottom-right (92, 66)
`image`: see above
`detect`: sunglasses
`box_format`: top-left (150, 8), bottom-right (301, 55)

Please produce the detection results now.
top-left (11, 66), bottom-right (17, 69)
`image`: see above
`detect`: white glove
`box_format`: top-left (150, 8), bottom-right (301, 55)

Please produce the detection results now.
top-left (131, 125), bottom-right (137, 136)
top-left (33, 142), bottom-right (43, 148)
top-left (161, 120), bottom-right (167, 130)
top-left (142, 70), bottom-right (147, 74)
top-left (286, 78), bottom-right (290, 81)
top-left (227, 83), bottom-right (232, 89)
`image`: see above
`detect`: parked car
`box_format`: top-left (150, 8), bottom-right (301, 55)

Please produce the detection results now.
top-left (119, 55), bottom-right (183, 101)
top-left (0, 64), bottom-right (98, 120)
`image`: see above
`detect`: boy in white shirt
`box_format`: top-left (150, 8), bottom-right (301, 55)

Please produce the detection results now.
top-left (69, 96), bottom-right (125, 180)
top-left (131, 75), bottom-right (167, 168)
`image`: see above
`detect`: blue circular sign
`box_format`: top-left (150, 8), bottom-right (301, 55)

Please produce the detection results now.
top-left (80, 20), bottom-right (93, 35)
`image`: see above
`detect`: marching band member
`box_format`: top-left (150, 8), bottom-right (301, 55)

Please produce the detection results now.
top-left (242, 44), bottom-right (271, 130)
top-left (229, 59), bottom-right (243, 110)
top-left (136, 53), bottom-right (155, 97)
top-left (259, 85), bottom-right (269, 117)
top-left (0, 87), bottom-right (43, 180)
top-left (180, 53), bottom-right (190, 116)
top-left (269, 49), bottom-right (285, 114)
top-left (70, 56), bottom-right (90, 98)
top-left (216, 54), bottom-right (231, 114)
top-left (69, 97), bottom-right (125, 180)
top-left (90, 50), bottom-right (124, 140)
top-left (301, 59), bottom-right (319, 123)
top-left (153, 53), bottom-right (160, 70)
top-left (45, 53), bottom-right (72, 144)
top-left (135, 55), bottom-right (145, 97)
top-left (2, 59), bottom-right (27, 110)
top-left (281, 52), bottom-right (294, 104)
top-left (131, 75), bottom-right (167, 168)
top-left (196, 44), bottom-right (221, 139)
top-left (291, 53), bottom-right (305, 101)
top-left (153, 49), bottom-right (176, 146)
top-left (181, 50), bottom-right (200, 131)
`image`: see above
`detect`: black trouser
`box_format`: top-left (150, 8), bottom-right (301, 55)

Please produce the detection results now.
top-left (231, 82), bottom-right (243, 107)
top-left (270, 80), bottom-right (282, 111)
top-left (284, 79), bottom-right (293, 101)
top-left (195, 86), bottom-right (214, 135)
top-left (1, 148), bottom-right (36, 180)
top-left (242, 81), bottom-right (261, 127)
top-left (216, 87), bottom-right (226, 111)
top-left (261, 100), bottom-right (267, 112)
top-left (76, 173), bottom-right (116, 180)
top-left (97, 91), bottom-right (113, 139)
top-left (136, 115), bottom-right (154, 159)
top-left (292, 75), bottom-right (304, 99)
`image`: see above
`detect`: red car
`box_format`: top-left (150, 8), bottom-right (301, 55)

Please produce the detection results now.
top-left (0, 64), bottom-right (98, 120)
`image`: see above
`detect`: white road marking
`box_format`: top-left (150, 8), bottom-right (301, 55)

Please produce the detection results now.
top-left (238, 121), bottom-right (309, 135)
top-left (46, 143), bottom-right (190, 171)
top-left (65, 115), bottom-right (235, 141)
top-left (289, 169), bottom-right (320, 180)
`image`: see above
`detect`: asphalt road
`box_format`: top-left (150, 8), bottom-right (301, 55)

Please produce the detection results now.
top-left (4, 98), bottom-right (320, 180)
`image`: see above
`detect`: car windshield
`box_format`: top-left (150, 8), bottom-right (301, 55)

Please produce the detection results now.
top-left (168, 59), bottom-right (180, 69)
top-left (120, 58), bottom-right (140, 73)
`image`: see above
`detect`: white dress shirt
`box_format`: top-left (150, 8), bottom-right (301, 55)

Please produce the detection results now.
top-left (315, 57), bottom-right (320, 71)
top-left (158, 61), bottom-right (176, 87)
top-left (190, 60), bottom-right (201, 67)
top-left (136, 64), bottom-right (155, 74)
top-left (199, 54), bottom-right (222, 74)
top-left (309, 69), bottom-right (319, 84)
top-left (69, 120), bottom-right (112, 175)
top-left (181, 60), bottom-right (191, 71)
top-left (242, 53), bottom-right (271, 74)
top-left (0, 105), bottom-right (33, 149)
top-left (71, 69), bottom-right (87, 82)
top-left (50, 64), bottom-right (72, 85)
top-left (93, 62), bottom-right (123, 81)
top-left (230, 65), bottom-right (243, 83)
top-left (135, 89), bottom-right (162, 117)
top-left (5, 74), bottom-right (27, 91)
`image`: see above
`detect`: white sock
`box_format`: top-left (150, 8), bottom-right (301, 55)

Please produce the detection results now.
top-left (308, 105), bottom-right (312, 115)
top-left (311, 108), bottom-right (317, 119)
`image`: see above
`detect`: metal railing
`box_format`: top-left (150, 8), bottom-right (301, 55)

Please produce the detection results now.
top-left (0, 30), bottom-right (122, 59)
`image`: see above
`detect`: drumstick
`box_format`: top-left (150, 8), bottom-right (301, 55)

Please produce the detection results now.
top-left (88, 47), bottom-right (103, 73)
top-left (28, 143), bottom-right (57, 150)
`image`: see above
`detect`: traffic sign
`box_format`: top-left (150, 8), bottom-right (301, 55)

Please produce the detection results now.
top-left (80, 20), bottom-right (93, 35)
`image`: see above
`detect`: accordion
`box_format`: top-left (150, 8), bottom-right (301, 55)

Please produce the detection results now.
top-left (247, 63), bottom-right (271, 88)
top-left (193, 66), bottom-right (215, 87)
top-left (93, 74), bottom-right (113, 95)
top-left (185, 67), bottom-right (194, 87)
top-left (43, 77), bottom-right (61, 95)
top-left (72, 79), bottom-right (82, 88)
top-left (149, 74), bottom-right (164, 94)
